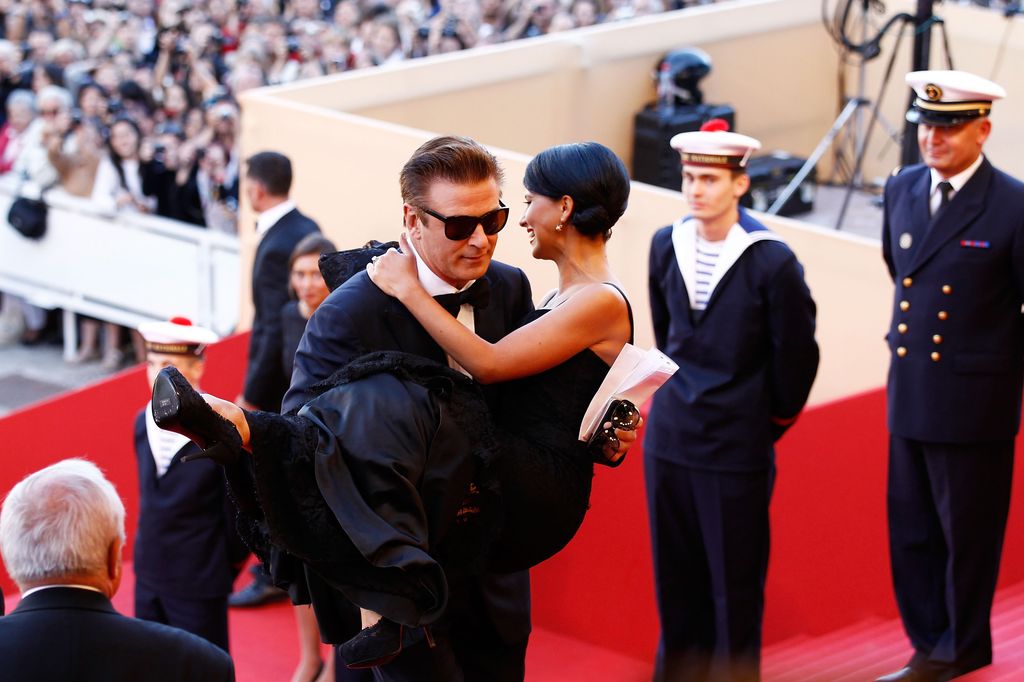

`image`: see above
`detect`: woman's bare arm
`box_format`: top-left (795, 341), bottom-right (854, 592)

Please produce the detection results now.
top-left (369, 234), bottom-right (629, 384)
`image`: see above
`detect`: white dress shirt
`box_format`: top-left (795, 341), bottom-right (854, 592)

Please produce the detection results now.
top-left (929, 153), bottom-right (984, 215)
top-left (256, 199), bottom-right (296, 237)
top-left (405, 236), bottom-right (477, 374)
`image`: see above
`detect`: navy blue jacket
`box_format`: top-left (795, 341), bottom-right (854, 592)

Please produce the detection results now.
top-left (882, 159), bottom-right (1024, 442)
top-left (280, 260), bottom-right (535, 645)
top-left (134, 410), bottom-right (246, 598)
top-left (243, 207), bottom-right (320, 411)
top-left (0, 587), bottom-right (234, 681)
top-left (645, 209), bottom-right (819, 471)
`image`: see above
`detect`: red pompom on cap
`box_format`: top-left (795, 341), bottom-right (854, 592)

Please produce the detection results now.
top-left (699, 118), bottom-right (730, 133)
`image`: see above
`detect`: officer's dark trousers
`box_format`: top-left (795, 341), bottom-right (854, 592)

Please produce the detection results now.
top-left (887, 435), bottom-right (1013, 676)
top-left (646, 456), bottom-right (774, 682)
top-left (135, 582), bottom-right (229, 652)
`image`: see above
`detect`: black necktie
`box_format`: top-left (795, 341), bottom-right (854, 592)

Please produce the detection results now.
top-left (435, 278), bottom-right (491, 316)
top-left (936, 181), bottom-right (953, 213)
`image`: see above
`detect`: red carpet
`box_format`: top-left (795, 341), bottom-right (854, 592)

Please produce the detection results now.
top-left (9, 566), bottom-right (1024, 679)
top-left (7, 337), bottom-right (1024, 678)
top-left (762, 579), bottom-right (1024, 681)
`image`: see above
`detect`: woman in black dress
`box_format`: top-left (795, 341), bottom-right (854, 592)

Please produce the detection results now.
top-left (156, 141), bottom-right (635, 663)
top-left (279, 233), bottom-right (339, 682)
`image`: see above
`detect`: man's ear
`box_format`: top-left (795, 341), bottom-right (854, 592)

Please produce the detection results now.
top-left (404, 204), bottom-right (421, 239)
top-left (107, 538), bottom-right (123, 596)
top-left (733, 172), bottom-right (751, 198)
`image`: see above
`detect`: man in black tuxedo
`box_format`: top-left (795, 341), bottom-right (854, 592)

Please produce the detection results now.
top-left (282, 136), bottom-right (535, 681)
top-left (134, 318), bottom-right (247, 651)
top-left (234, 150), bottom-right (320, 608)
top-left (241, 151), bottom-right (321, 413)
top-left (876, 70), bottom-right (1024, 682)
top-left (0, 459), bottom-right (234, 681)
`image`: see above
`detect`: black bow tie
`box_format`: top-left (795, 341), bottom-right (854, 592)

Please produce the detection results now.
top-left (435, 279), bottom-right (491, 316)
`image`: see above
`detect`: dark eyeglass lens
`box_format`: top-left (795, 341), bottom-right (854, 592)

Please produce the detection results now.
top-left (444, 206), bottom-right (509, 240)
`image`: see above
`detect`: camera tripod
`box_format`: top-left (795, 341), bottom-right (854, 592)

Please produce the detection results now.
top-left (767, 0), bottom-right (948, 230)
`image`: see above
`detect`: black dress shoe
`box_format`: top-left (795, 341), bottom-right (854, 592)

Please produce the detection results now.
top-left (152, 366), bottom-right (242, 466)
top-left (875, 666), bottom-right (938, 682)
top-left (227, 579), bottom-right (289, 608)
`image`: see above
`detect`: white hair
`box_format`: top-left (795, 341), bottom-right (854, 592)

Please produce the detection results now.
top-left (6, 89), bottom-right (36, 113)
top-left (0, 458), bottom-right (125, 587)
top-left (36, 85), bottom-right (73, 112)
top-left (0, 39), bottom-right (19, 62)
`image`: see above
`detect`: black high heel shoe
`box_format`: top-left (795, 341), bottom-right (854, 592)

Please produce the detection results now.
top-left (152, 366), bottom-right (243, 465)
top-left (339, 619), bottom-right (435, 669)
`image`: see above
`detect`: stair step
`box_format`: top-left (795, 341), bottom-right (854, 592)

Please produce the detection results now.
top-left (762, 581), bottom-right (1024, 680)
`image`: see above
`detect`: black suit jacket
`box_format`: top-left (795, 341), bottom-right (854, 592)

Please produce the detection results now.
top-left (244, 207), bottom-right (321, 411)
top-left (882, 159), bottom-right (1024, 442)
top-left (0, 587), bottom-right (234, 681)
top-left (134, 410), bottom-right (247, 598)
top-left (281, 260), bottom-right (535, 645)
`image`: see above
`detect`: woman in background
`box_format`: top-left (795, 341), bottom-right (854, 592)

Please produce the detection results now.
top-left (280, 233), bottom-right (339, 682)
top-left (87, 117), bottom-right (156, 369)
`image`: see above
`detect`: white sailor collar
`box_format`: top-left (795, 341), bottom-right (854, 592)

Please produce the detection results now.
top-left (671, 217), bottom-right (783, 310)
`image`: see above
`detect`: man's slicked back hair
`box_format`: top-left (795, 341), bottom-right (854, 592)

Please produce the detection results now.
top-left (400, 136), bottom-right (504, 207)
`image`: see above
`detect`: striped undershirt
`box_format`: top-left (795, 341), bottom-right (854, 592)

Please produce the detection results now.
top-left (694, 235), bottom-right (726, 310)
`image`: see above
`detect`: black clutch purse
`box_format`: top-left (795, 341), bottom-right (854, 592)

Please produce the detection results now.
top-left (587, 399), bottom-right (641, 468)
top-left (8, 195), bottom-right (48, 239)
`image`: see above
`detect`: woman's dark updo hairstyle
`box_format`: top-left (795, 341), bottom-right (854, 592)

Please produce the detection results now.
top-left (523, 141), bottom-right (630, 241)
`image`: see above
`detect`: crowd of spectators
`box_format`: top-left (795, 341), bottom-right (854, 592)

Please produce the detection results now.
top-left (0, 0), bottom-right (694, 355)
top-left (0, 0), bottom-right (693, 232)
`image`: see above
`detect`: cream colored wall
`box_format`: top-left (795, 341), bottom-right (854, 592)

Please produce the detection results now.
top-left (239, 0), bottom-right (902, 404)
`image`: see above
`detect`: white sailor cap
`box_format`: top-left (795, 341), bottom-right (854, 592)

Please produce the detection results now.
top-left (905, 70), bottom-right (1006, 127)
top-left (670, 119), bottom-right (761, 170)
top-left (138, 317), bottom-right (218, 356)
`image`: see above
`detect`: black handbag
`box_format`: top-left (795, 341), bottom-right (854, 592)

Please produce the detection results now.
top-left (8, 195), bottom-right (48, 239)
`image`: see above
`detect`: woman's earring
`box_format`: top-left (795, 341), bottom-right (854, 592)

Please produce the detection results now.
top-left (555, 223), bottom-right (563, 232)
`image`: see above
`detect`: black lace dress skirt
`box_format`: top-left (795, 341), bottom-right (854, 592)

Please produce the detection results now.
top-left (226, 343), bottom-right (608, 629)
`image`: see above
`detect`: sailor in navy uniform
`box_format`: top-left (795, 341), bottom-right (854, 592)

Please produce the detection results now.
top-left (645, 121), bottom-right (819, 681)
top-left (876, 71), bottom-right (1024, 682)
top-left (134, 318), bottom-right (247, 652)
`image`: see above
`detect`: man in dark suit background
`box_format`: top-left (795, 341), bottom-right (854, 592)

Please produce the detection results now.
top-left (281, 135), bottom-right (534, 681)
top-left (240, 151), bottom-right (321, 413)
top-left (645, 123), bottom-right (819, 681)
top-left (876, 70), bottom-right (1024, 682)
top-left (233, 150), bottom-right (320, 608)
top-left (0, 458), bottom-right (234, 681)
top-left (134, 317), bottom-right (247, 651)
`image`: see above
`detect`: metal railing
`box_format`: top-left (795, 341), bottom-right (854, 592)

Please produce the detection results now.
top-left (0, 177), bottom-right (240, 359)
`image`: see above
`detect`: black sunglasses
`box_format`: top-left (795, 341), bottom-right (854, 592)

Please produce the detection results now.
top-left (417, 201), bottom-right (510, 241)
top-left (587, 400), bottom-right (642, 464)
